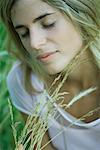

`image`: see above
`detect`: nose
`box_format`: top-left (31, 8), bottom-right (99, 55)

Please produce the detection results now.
top-left (30, 27), bottom-right (46, 50)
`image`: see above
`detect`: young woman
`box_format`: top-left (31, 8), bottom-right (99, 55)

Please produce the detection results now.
top-left (0, 0), bottom-right (100, 149)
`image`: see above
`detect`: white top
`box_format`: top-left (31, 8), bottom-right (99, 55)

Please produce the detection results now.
top-left (7, 62), bottom-right (100, 150)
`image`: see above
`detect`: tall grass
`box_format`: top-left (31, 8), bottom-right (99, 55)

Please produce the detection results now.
top-left (0, 3), bottom-right (100, 148)
top-left (0, 22), bottom-right (24, 150)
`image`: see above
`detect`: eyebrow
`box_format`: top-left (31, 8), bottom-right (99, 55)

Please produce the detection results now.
top-left (15, 12), bottom-right (55, 29)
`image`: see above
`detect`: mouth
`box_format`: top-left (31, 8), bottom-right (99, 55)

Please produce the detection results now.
top-left (37, 50), bottom-right (59, 62)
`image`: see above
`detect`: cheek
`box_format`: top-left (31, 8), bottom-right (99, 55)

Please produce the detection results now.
top-left (48, 22), bottom-right (71, 45)
top-left (58, 26), bottom-right (82, 51)
top-left (55, 19), bottom-right (81, 43)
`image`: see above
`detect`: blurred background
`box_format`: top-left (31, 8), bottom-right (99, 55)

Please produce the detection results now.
top-left (0, 22), bottom-right (24, 150)
top-left (0, 1), bottom-right (100, 150)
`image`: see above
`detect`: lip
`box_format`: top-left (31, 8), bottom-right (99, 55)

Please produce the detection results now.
top-left (37, 51), bottom-right (58, 62)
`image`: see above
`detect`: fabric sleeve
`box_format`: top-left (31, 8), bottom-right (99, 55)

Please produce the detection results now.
top-left (6, 62), bottom-right (37, 115)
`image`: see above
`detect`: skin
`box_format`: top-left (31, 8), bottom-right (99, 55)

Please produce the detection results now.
top-left (11, 0), bottom-right (100, 123)
top-left (11, 0), bottom-right (83, 75)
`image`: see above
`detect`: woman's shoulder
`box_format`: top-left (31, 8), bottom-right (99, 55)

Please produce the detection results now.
top-left (6, 61), bottom-right (45, 115)
top-left (7, 61), bottom-right (44, 92)
top-left (7, 60), bottom-right (22, 81)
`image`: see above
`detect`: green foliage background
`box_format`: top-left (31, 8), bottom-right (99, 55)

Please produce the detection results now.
top-left (0, 2), bottom-right (100, 149)
top-left (0, 22), bottom-right (24, 150)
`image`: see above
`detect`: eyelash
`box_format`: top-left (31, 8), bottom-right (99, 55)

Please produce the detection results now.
top-left (21, 30), bottom-right (29, 38)
top-left (42, 22), bottom-right (56, 29)
top-left (20, 22), bottom-right (56, 38)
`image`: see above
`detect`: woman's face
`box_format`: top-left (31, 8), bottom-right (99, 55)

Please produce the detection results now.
top-left (11, 0), bottom-right (83, 75)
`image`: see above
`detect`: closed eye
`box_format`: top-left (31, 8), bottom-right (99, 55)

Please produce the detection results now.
top-left (20, 30), bottom-right (29, 38)
top-left (42, 22), bottom-right (56, 29)
top-left (18, 22), bottom-right (56, 38)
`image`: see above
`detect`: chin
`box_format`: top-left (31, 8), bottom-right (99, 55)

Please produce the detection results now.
top-left (46, 68), bottom-right (63, 75)
top-left (45, 62), bottom-right (68, 75)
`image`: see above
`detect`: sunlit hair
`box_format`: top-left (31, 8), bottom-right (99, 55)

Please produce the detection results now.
top-left (0, 0), bottom-right (100, 93)
top-left (44, 0), bottom-right (100, 67)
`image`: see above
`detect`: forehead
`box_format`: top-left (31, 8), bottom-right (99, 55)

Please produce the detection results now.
top-left (11, 0), bottom-right (56, 26)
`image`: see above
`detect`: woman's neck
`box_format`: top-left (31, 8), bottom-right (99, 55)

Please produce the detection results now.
top-left (46, 49), bottom-right (100, 123)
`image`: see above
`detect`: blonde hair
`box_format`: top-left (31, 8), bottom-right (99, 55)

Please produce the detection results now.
top-left (0, 0), bottom-right (100, 93)
top-left (44, 0), bottom-right (100, 67)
